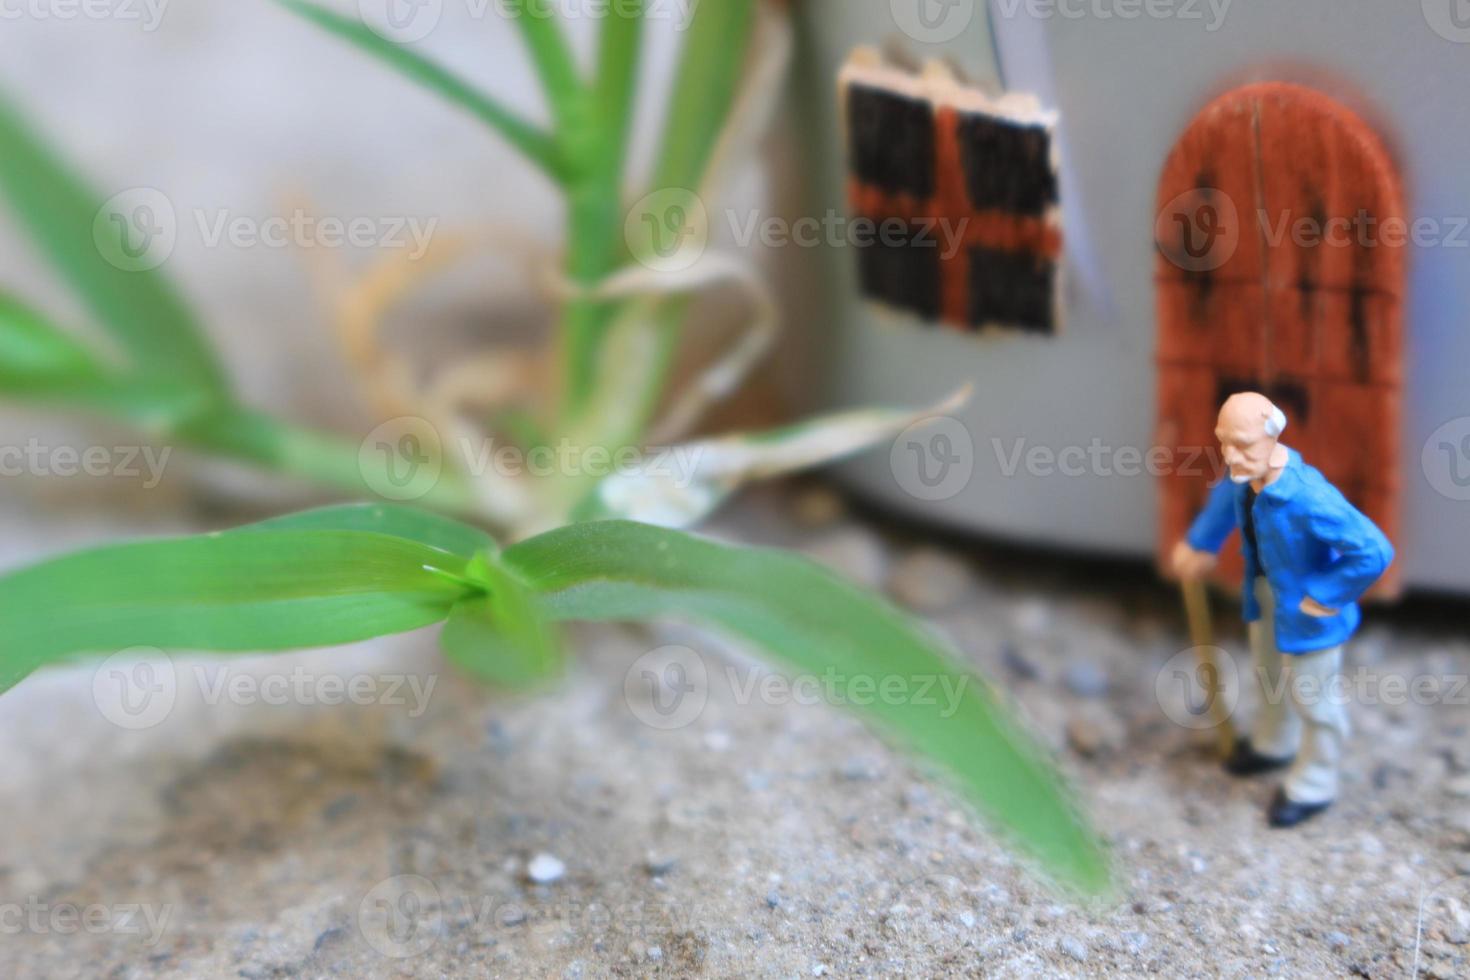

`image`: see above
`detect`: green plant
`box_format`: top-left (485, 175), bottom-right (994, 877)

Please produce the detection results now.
top-left (0, 2), bottom-right (1110, 894)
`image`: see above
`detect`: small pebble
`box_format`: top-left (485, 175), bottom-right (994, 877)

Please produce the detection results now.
top-left (321, 794), bottom-right (359, 822)
top-left (1063, 661), bottom-right (1109, 699)
top-left (1012, 599), bottom-right (1051, 637)
top-left (703, 730), bottom-right (732, 753)
top-left (765, 891), bottom-right (781, 909)
top-left (792, 486), bottom-right (845, 527)
top-left (887, 547), bottom-right (974, 612)
top-left (527, 853), bottom-right (566, 884)
top-left (1064, 719), bottom-right (1105, 758)
top-left (645, 855), bottom-right (678, 877)
top-left (1059, 936), bottom-right (1089, 962)
top-left (804, 528), bottom-right (888, 589)
top-left (313, 926), bottom-right (346, 952)
top-left (1001, 643), bottom-right (1041, 681)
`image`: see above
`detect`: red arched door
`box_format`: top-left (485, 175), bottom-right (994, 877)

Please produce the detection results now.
top-left (1155, 82), bottom-right (1404, 597)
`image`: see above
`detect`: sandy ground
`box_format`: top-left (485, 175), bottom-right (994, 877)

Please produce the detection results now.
top-left (0, 480), bottom-right (1467, 979)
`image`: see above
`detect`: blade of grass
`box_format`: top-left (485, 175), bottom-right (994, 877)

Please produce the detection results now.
top-left (274, 0), bottom-right (566, 181)
top-left (593, 0), bottom-right (643, 196)
top-left (504, 520), bottom-right (1112, 895)
top-left (0, 529), bottom-right (475, 693)
top-left (650, 0), bottom-right (757, 191)
top-left (0, 91), bottom-right (229, 396)
top-left (560, 0), bottom-right (756, 424)
top-left (558, 0), bottom-right (646, 413)
top-left (240, 502), bottom-right (496, 558)
top-left (502, 0), bottom-right (586, 139)
top-left (0, 292), bottom-right (218, 427)
top-left (0, 291), bottom-right (103, 380)
top-left (176, 408), bottom-right (485, 519)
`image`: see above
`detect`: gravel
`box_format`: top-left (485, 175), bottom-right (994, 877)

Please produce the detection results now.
top-left (0, 483), bottom-right (1465, 978)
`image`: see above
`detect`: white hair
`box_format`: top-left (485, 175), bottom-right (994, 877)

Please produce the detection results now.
top-left (1264, 404), bottom-right (1288, 438)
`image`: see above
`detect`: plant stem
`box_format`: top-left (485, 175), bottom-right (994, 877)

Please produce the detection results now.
top-left (180, 408), bottom-right (483, 519)
top-left (650, 0), bottom-right (758, 192)
top-left (558, 0), bottom-right (758, 434)
top-left (555, 2), bottom-right (645, 420)
top-left (506, 0), bottom-right (584, 135)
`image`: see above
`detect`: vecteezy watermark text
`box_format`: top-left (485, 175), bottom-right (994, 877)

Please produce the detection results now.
top-left (359, 417), bottom-right (707, 502)
top-left (993, 0), bottom-right (1232, 30)
top-left (992, 438), bottom-right (1228, 480)
top-left (356, 0), bottom-right (698, 44)
top-left (1157, 648), bottom-right (1470, 731)
top-left (0, 897), bottom-right (172, 947)
top-left (622, 645), bottom-right (971, 731)
top-left (0, 0), bottom-right (169, 30)
top-left (95, 188), bottom-right (439, 273)
top-left (92, 648), bottom-right (439, 730)
top-left (1158, 188), bottom-right (1470, 272)
top-left (0, 441), bottom-right (171, 487)
top-left (358, 873), bottom-right (697, 959)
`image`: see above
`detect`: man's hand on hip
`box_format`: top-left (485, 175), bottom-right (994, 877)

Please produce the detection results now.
top-left (1299, 596), bottom-right (1339, 618)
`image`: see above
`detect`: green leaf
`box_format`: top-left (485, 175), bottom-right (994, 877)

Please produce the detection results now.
top-left (504, 520), bottom-right (1111, 895)
top-left (593, 0), bottom-right (643, 190)
top-left (502, 0), bottom-right (585, 138)
top-left (650, 0), bottom-right (757, 191)
top-left (0, 291), bottom-right (103, 381)
top-left (274, 0), bottom-right (565, 180)
top-left (240, 502), bottom-right (495, 559)
top-left (0, 529), bottom-right (473, 694)
top-left (441, 552), bottom-right (564, 688)
top-left (0, 292), bottom-right (221, 428)
top-left (0, 91), bottom-right (229, 396)
top-left (175, 408), bottom-right (484, 518)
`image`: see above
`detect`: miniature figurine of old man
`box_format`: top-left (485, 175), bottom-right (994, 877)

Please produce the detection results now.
top-left (1172, 392), bottom-right (1394, 827)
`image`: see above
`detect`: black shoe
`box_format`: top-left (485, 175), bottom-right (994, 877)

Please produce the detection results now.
top-left (1267, 787), bottom-right (1332, 828)
top-left (1223, 737), bottom-right (1294, 777)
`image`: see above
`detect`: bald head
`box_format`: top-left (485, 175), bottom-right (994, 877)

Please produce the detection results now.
top-left (1216, 393), bottom-right (1289, 486)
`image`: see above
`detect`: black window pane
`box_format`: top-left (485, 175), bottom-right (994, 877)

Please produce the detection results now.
top-left (846, 84), bottom-right (936, 200)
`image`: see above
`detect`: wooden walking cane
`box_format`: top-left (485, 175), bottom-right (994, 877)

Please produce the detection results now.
top-left (1181, 576), bottom-right (1236, 757)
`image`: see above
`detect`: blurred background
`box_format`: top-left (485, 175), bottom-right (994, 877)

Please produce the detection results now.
top-left (1, 2), bottom-right (1469, 978)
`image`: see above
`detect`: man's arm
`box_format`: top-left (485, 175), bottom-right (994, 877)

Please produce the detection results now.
top-left (1185, 479), bottom-right (1239, 554)
top-left (1170, 480), bottom-right (1237, 580)
top-left (1300, 487), bottom-right (1395, 612)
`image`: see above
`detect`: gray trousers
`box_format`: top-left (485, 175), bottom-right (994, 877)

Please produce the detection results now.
top-left (1248, 577), bottom-right (1349, 805)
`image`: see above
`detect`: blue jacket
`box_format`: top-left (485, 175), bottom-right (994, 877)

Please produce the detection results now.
top-left (1186, 449), bottom-right (1394, 653)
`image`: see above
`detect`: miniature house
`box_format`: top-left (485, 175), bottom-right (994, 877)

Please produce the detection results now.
top-left (789, 0), bottom-right (1470, 595)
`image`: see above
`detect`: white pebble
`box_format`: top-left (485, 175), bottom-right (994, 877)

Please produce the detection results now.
top-left (527, 853), bottom-right (566, 884)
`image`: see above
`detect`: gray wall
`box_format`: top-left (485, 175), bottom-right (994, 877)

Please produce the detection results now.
top-left (794, 0), bottom-right (1470, 591)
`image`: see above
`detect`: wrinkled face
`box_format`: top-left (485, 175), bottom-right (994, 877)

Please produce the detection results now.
top-left (1215, 399), bottom-right (1277, 484)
